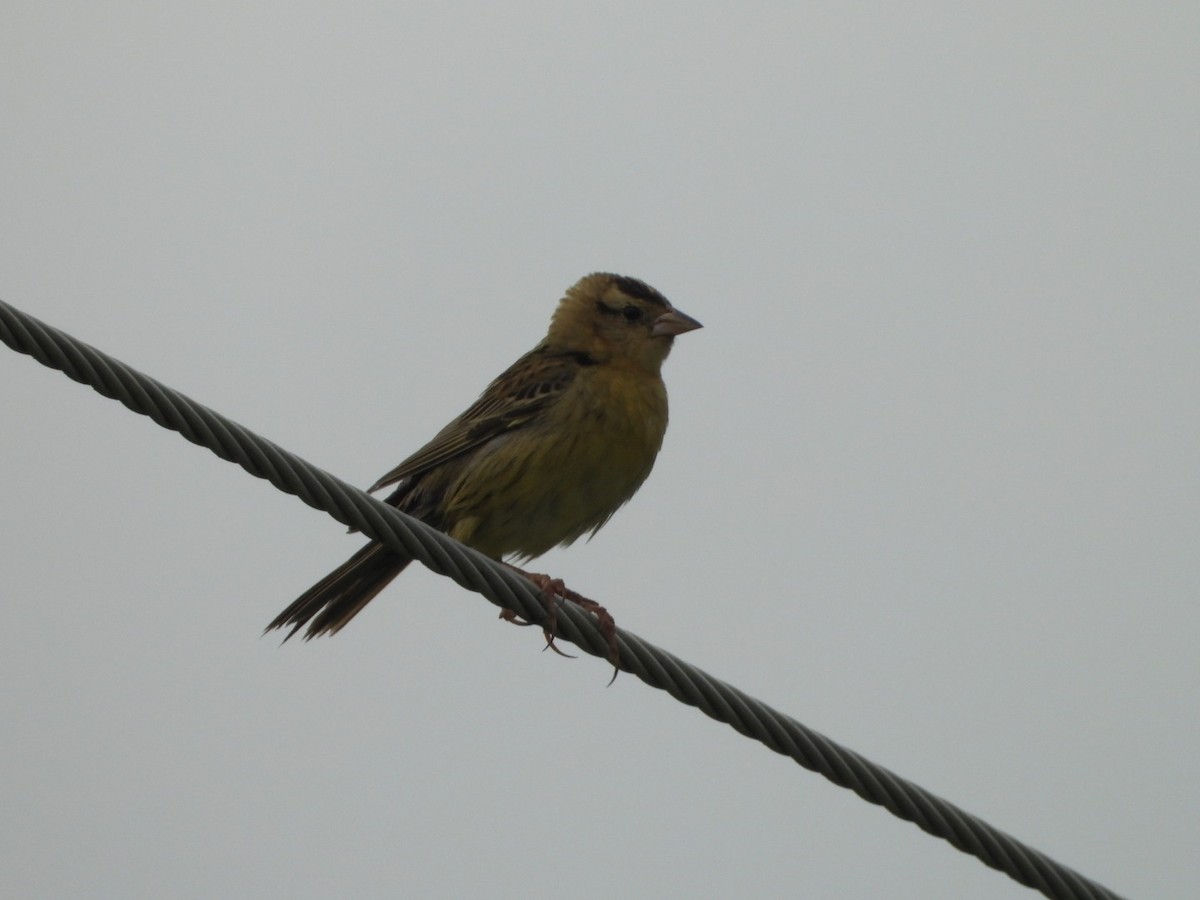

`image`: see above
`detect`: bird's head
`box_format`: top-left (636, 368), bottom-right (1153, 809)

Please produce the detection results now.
top-left (548, 273), bottom-right (702, 371)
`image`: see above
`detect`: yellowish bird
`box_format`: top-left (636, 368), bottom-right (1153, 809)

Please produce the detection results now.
top-left (266, 273), bottom-right (701, 640)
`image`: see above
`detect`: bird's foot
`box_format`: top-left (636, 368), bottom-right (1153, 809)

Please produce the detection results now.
top-left (498, 571), bottom-right (577, 659)
top-left (500, 567), bottom-right (620, 679)
top-left (498, 599), bottom-right (575, 659)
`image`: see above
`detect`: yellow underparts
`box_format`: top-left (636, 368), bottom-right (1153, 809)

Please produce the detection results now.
top-left (447, 360), bottom-right (668, 560)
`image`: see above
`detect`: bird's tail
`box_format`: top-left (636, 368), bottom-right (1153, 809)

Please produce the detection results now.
top-left (266, 542), bottom-right (412, 641)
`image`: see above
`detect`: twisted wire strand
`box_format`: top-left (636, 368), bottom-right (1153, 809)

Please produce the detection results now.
top-left (0, 297), bottom-right (1125, 900)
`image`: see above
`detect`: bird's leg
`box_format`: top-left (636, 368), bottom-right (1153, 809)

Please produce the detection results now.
top-left (499, 565), bottom-right (620, 678)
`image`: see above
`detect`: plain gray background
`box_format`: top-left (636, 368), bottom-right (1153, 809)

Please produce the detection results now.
top-left (3, 5), bottom-right (1197, 898)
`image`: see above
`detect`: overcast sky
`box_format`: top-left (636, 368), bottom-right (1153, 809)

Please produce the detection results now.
top-left (3, 5), bottom-right (1197, 899)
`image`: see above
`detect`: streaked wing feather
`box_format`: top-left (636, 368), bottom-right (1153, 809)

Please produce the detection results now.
top-left (367, 345), bottom-right (577, 492)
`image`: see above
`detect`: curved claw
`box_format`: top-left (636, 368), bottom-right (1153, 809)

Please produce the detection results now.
top-left (499, 608), bottom-right (536, 627)
top-left (542, 635), bottom-right (577, 659)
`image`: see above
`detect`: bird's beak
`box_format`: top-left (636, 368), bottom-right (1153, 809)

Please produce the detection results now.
top-left (652, 306), bottom-right (703, 337)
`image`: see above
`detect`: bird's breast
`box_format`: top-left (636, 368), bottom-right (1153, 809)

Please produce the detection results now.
top-left (446, 363), bottom-right (669, 560)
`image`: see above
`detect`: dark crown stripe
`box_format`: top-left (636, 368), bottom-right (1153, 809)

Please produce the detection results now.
top-left (611, 275), bottom-right (667, 307)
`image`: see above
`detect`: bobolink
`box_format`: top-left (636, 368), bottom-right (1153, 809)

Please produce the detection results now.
top-left (267, 273), bottom-right (701, 640)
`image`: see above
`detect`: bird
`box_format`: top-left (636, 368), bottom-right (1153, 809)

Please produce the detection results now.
top-left (266, 272), bottom-right (701, 642)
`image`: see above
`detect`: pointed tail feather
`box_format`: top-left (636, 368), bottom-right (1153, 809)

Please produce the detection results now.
top-left (266, 542), bottom-right (412, 641)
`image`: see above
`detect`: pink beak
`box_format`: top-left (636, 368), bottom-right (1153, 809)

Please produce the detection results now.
top-left (652, 306), bottom-right (703, 337)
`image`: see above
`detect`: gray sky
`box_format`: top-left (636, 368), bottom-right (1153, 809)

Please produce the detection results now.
top-left (3, 4), bottom-right (1197, 898)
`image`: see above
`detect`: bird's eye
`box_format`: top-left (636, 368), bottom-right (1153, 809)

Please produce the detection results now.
top-left (621, 305), bottom-right (643, 323)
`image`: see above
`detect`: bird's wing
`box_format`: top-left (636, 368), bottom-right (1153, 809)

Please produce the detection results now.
top-left (367, 344), bottom-right (582, 492)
